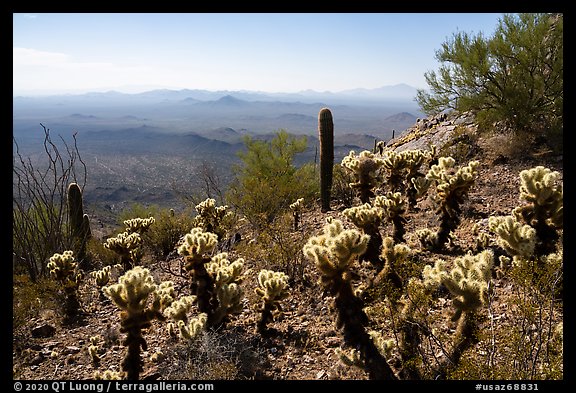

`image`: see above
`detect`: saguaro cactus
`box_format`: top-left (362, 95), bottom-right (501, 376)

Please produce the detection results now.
top-left (319, 107), bottom-right (334, 212)
top-left (67, 182), bottom-right (91, 264)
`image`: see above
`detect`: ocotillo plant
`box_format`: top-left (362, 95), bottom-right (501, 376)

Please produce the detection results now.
top-left (303, 219), bottom-right (397, 380)
top-left (289, 198), bottom-right (304, 231)
top-left (254, 269), bottom-right (290, 334)
top-left (103, 266), bottom-right (175, 380)
top-left (47, 250), bottom-right (83, 318)
top-left (319, 107), bottom-right (334, 212)
top-left (423, 249), bottom-right (494, 379)
top-left (341, 150), bottom-right (386, 204)
top-left (67, 182), bottom-right (91, 265)
top-left (414, 157), bottom-right (480, 251)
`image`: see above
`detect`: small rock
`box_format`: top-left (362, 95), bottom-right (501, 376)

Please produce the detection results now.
top-left (31, 323), bottom-right (56, 338)
top-left (316, 370), bottom-right (326, 379)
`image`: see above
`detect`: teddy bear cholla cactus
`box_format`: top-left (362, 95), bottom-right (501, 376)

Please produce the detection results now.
top-left (103, 266), bottom-right (175, 380)
top-left (192, 198), bottom-right (231, 241)
top-left (374, 191), bottom-right (407, 244)
top-left (423, 249), bottom-right (494, 378)
top-left (48, 250), bottom-right (83, 317)
top-left (177, 227), bottom-right (245, 327)
top-left (303, 219), bottom-right (397, 380)
top-left (164, 295), bottom-right (207, 341)
top-left (513, 166), bottom-right (562, 256)
top-left (289, 198), bottom-right (304, 230)
top-left (104, 231), bottom-right (143, 271)
top-left (341, 150), bottom-right (386, 204)
top-left (342, 203), bottom-right (384, 267)
top-left (414, 157), bottom-right (480, 251)
top-left (255, 269), bottom-right (290, 334)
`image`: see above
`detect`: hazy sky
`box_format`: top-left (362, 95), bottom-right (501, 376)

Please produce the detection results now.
top-left (13, 12), bottom-right (506, 96)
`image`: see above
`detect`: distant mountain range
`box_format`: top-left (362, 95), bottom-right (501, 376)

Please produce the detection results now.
top-left (13, 84), bottom-right (425, 209)
top-left (14, 83), bottom-right (420, 104)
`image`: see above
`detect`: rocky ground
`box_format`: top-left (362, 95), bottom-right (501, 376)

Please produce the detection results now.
top-left (12, 114), bottom-right (563, 382)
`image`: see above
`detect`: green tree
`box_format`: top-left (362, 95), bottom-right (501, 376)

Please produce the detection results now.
top-left (227, 130), bottom-right (318, 229)
top-left (416, 13), bottom-right (562, 137)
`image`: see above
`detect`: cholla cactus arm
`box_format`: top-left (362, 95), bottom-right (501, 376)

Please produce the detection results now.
top-left (255, 269), bottom-right (290, 333)
top-left (91, 265), bottom-right (112, 287)
top-left (374, 192), bottom-right (407, 243)
top-left (343, 203), bottom-right (384, 266)
top-left (422, 250), bottom-right (494, 379)
top-left (423, 250), bottom-right (493, 322)
top-left (418, 159), bottom-right (480, 251)
top-left (488, 215), bottom-right (537, 260)
top-left (206, 253), bottom-right (245, 287)
top-left (177, 228), bottom-right (219, 317)
top-left (123, 217), bottom-right (156, 234)
top-left (177, 313), bottom-right (207, 342)
top-left (177, 228), bottom-right (218, 261)
top-left (164, 295), bottom-right (196, 323)
top-left (48, 250), bottom-right (78, 283)
top-left (210, 283), bottom-right (243, 326)
top-left (374, 237), bottom-right (410, 295)
top-left (303, 219), bottom-right (370, 282)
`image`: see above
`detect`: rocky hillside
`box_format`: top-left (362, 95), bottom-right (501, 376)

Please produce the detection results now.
top-left (12, 111), bottom-right (563, 383)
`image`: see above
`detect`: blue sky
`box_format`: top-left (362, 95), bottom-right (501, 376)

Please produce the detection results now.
top-left (13, 13), bottom-right (506, 95)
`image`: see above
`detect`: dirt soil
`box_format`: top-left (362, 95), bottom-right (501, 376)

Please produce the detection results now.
top-left (12, 128), bottom-right (563, 382)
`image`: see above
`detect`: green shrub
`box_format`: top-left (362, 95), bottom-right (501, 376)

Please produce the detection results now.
top-left (226, 130), bottom-right (318, 229)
